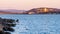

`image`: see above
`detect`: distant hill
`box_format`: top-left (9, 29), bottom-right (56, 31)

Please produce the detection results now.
top-left (0, 9), bottom-right (26, 14)
top-left (0, 9), bottom-right (26, 12)
top-left (25, 7), bottom-right (60, 14)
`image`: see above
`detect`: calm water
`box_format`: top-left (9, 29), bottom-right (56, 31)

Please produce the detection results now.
top-left (0, 14), bottom-right (60, 34)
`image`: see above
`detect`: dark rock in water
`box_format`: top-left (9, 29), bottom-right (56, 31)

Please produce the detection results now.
top-left (0, 31), bottom-right (4, 34)
top-left (2, 19), bottom-right (15, 23)
top-left (16, 19), bottom-right (19, 22)
top-left (3, 27), bottom-right (15, 32)
top-left (0, 18), bottom-right (18, 23)
top-left (4, 32), bottom-right (11, 34)
top-left (5, 24), bottom-right (16, 27)
top-left (0, 17), bottom-right (19, 34)
top-left (0, 31), bottom-right (11, 34)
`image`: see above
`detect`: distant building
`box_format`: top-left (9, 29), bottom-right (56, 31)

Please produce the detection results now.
top-left (26, 7), bottom-right (60, 14)
top-left (28, 11), bottom-right (35, 14)
top-left (36, 8), bottom-right (49, 13)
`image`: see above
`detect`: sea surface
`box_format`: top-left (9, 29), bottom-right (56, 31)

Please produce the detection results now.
top-left (0, 14), bottom-right (60, 34)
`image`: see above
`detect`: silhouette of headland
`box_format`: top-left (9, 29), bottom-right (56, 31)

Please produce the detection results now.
top-left (0, 7), bottom-right (60, 14)
top-left (23, 7), bottom-right (60, 14)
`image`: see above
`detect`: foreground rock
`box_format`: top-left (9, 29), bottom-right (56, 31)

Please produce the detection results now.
top-left (0, 17), bottom-right (19, 34)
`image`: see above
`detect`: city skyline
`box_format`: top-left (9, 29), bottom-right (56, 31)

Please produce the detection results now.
top-left (0, 0), bottom-right (60, 10)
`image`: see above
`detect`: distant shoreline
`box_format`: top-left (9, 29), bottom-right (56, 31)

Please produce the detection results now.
top-left (1, 7), bottom-right (60, 14)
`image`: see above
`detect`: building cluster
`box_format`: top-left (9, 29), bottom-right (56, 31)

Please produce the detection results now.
top-left (23, 7), bottom-right (60, 14)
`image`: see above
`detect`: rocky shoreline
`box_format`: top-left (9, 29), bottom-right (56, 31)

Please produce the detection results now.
top-left (0, 17), bottom-right (19, 34)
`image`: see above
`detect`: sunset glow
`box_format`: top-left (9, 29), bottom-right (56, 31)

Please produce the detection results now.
top-left (0, 0), bottom-right (60, 10)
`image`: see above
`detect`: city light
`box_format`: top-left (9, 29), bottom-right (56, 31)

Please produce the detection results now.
top-left (44, 8), bottom-right (48, 12)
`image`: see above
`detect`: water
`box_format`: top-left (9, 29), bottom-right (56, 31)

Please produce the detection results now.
top-left (0, 14), bottom-right (60, 34)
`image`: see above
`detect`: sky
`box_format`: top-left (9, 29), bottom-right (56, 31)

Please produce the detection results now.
top-left (0, 0), bottom-right (60, 10)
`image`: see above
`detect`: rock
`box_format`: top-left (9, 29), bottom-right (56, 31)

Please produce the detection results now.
top-left (3, 27), bottom-right (15, 32)
top-left (5, 24), bottom-right (16, 27)
top-left (0, 31), bottom-right (11, 34)
top-left (0, 17), bottom-right (19, 34)
top-left (0, 31), bottom-right (4, 34)
top-left (4, 32), bottom-right (11, 34)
